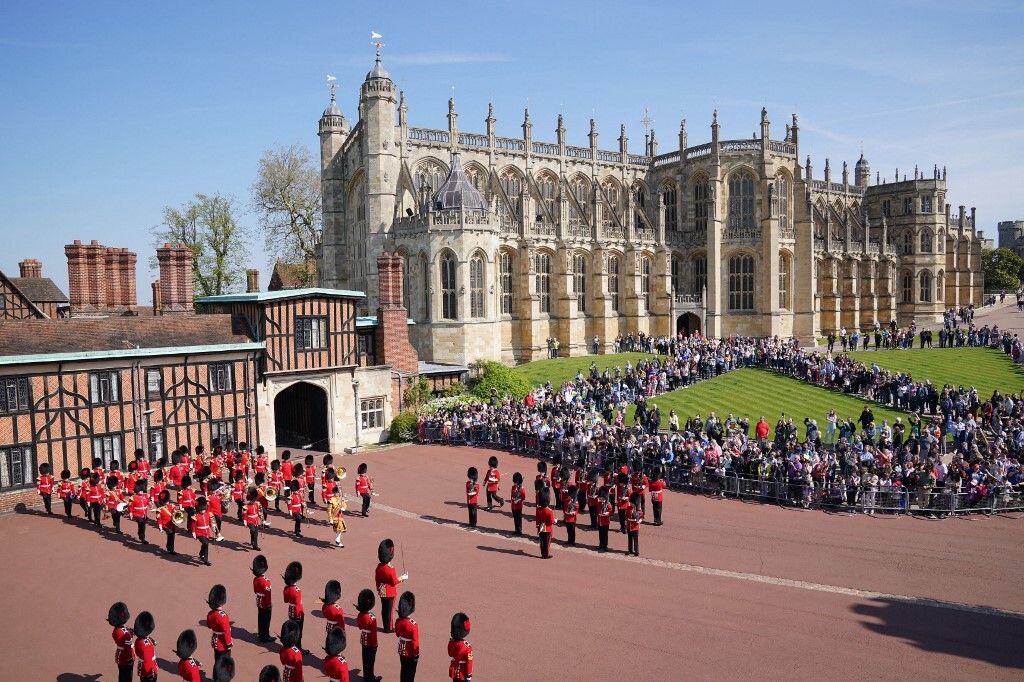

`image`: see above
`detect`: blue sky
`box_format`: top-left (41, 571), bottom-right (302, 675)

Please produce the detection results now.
top-left (2, 1), bottom-right (1022, 300)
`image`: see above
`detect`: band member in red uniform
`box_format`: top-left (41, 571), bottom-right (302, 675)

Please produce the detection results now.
top-left (631, 459), bottom-right (649, 517)
top-left (108, 601), bottom-right (135, 682)
top-left (483, 456), bottom-right (504, 509)
top-left (287, 480), bottom-right (304, 537)
top-left (207, 480), bottom-right (226, 541)
top-left (322, 468), bottom-right (339, 507)
top-left (58, 469), bottom-right (75, 517)
top-left (509, 472), bottom-right (525, 535)
top-left (252, 554), bottom-right (274, 643)
top-left (206, 584), bottom-right (233, 664)
top-left (550, 455), bottom-right (563, 504)
top-left (193, 496), bottom-right (213, 566)
top-left (535, 488), bottom-right (555, 559)
top-left (149, 470), bottom-right (166, 509)
top-left (447, 613), bottom-right (473, 682)
top-left (106, 474), bottom-right (125, 534)
top-left (87, 471), bottom-right (104, 528)
top-left (279, 619), bottom-right (304, 682)
top-left (178, 474), bottom-right (197, 528)
top-left (36, 462), bottom-right (54, 514)
top-left (133, 611), bottom-right (158, 682)
top-left (356, 589), bottom-right (382, 682)
top-left (615, 472), bottom-right (630, 533)
top-left (558, 465), bottom-right (572, 511)
top-left (323, 626), bottom-right (349, 682)
top-left (534, 461), bottom-right (548, 505)
top-left (355, 463), bottom-right (373, 516)
top-left (283, 561), bottom-right (309, 654)
top-left (169, 450), bottom-right (184, 488)
top-left (254, 446), bottom-right (269, 477)
top-left (78, 468), bottom-right (92, 518)
top-left (192, 445), bottom-right (205, 476)
top-left (375, 538), bottom-right (408, 633)
top-left (231, 470), bottom-right (246, 521)
top-left (303, 455), bottom-right (317, 507)
top-left (130, 480), bottom-right (150, 545)
top-left (563, 485), bottom-right (579, 546)
top-left (320, 455), bottom-right (334, 504)
top-left (134, 449), bottom-right (150, 480)
top-left (586, 470), bottom-right (600, 528)
top-left (156, 489), bottom-right (178, 555)
top-left (244, 488), bottom-right (263, 550)
top-left (626, 491), bottom-right (643, 556)
top-left (465, 467), bottom-right (479, 528)
top-left (649, 466), bottom-right (666, 526)
top-left (269, 460), bottom-right (284, 513)
top-left (596, 487), bottom-right (612, 552)
top-left (174, 629), bottom-right (202, 682)
top-left (281, 451), bottom-right (294, 491)
top-left (395, 592), bottom-right (419, 682)
top-left (322, 579), bottom-right (345, 634)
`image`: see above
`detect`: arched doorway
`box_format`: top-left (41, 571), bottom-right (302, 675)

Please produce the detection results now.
top-left (274, 382), bottom-right (329, 450)
top-left (677, 313), bottom-right (701, 336)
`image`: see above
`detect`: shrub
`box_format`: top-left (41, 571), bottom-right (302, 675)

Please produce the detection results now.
top-left (469, 361), bottom-right (533, 401)
top-left (403, 376), bottom-right (432, 408)
top-left (418, 394), bottom-right (481, 415)
top-left (443, 381), bottom-right (467, 397)
top-left (389, 411), bottom-right (419, 442)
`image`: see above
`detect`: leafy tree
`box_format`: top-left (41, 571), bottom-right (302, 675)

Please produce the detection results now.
top-left (981, 248), bottom-right (1023, 291)
top-left (152, 193), bottom-right (250, 298)
top-left (470, 361), bottom-right (534, 401)
top-left (250, 144), bottom-right (322, 269)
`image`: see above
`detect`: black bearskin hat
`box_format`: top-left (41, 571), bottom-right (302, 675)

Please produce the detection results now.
top-left (251, 554), bottom-right (269, 577)
top-left (254, 472), bottom-right (266, 486)
top-left (357, 588), bottom-right (376, 613)
top-left (173, 629), bottom-right (198, 659)
top-left (258, 665), bottom-right (281, 682)
top-left (133, 611), bottom-right (156, 638)
top-left (199, 466), bottom-right (212, 481)
top-left (325, 626), bottom-right (347, 656)
top-left (39, 462), bottom-right (51, 476)
top-left (323, 454), bottom-right (334, 467)
top-left (195, 497), bottom-right (208, 512)
top-left (153, 469), bottom-right (164, 483)
top-left (247, 487), bottom-right (259, 502)
top-left (552, 454), bottom-right (562, 466)
top-left (196, 444), bottom-right (205, 456)
top-left (208, 479), bottom-right (222, 493)
top-left (158, 489), bottom-right (171, 505)
top-left (207, 584), bottom-right (227, 609)
top-left (378, 538), bottom-right (395, 564)
top-left (617, 471), bottom-right (629, 486)
top-left (90, 471), bottom-right (100, 484)
top-left (559, 465), bottom-right (570, 481)
top-left (106, 474), bottom-right (119, 490)
top-left (323, 579), bottom-right (341, 605)
top-left (467, 466), bottom-right (478, 481)
top-left (181, 474), bottom-right (193, 488)
top-left (238, 442), bottom-right (248, 451)
top-left (281, 451), bottom-right (291, 461)
top-left (128, 461), bottom-right (138, 473)
top-left (292, 463), bottom-right (304, 479)
top-left (233, 469), bottom-right (245, 482)
top-left (587, 468), bottom-right (599, 483)
top-left (357, 462), bottom-right (368, 475)
top-left (487, 455), bottom-right (499, 468)
top-left (325, 468), bottom-right (336, 482)
top-left (134, 480), bottom-right (147, 494)
top-left (80, 467), bottom-right (91, 479)
top-left (289, 479), bottom-right (300, 493)
top-left (598, 486), bottom-right (609, 500)
top-left (270, 459), bottom-right (280, 472)
top-left (60, 469), bottom-right (71, 480)
top-left (212, 654), bottom-right (235, 682)
top-left (512, 471), bottom-right (523, 485)
top-left (538, 488), bottom-right (551, 509)
top-left (451, 612), bottom-right (471, 641)
top-left (280, 619), bottom-right (300, 648)
top-left (171, 451), bottom-right (183, 466)
top-left (534, 478), bottom-right (545, 492)
top-left (629, 492), bottom-right (641, 507)
top-left (567, 485), bottom-right (578, 498)
top-left (537, 461), bottom-right (547, 474)
top-left (283, 561), bottom-right (302, 586)
top-left (107, 601), bottom-right (130, 627)
top-left (92, 457), bottom-right (103, 469)
top-left (256, 445), bottom-right (265, 456)
top-left (304, 454), bottom-right (314, 466)
top-left (134, 448), bottom-right (145, 460)
top-left (397, 591), bottom-right (416, 618)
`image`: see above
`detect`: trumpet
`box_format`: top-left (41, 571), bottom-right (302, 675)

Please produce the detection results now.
top-left (171, 509), bottom-right (187, 526)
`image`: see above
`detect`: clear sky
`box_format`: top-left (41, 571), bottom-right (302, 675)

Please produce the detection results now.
top-left (2, 1), bottom-right (1022, 300)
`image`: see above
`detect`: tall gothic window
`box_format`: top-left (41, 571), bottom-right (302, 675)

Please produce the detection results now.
top-left (902, 272), bottom-right (913, 303)
top-left (671, 256), bottom-right (681, 294)
top-left (728, 172), bottom-right (756, 230)
top-left (500, 171), bottom-right (522, 199)
top-left (728, 254), bottom-right (755, 311)
top-left (640, 256), bottom-right (652, 310)
top-left (634, 185), bottom-right (647, 230)
top-left (469, 256), bottom-right (484, 318)
top-left (609, 255), bottom-right (621, 312)
top-left (415, 161), bottom-right (446, 194)
top-left (500, 251), bottom-right (514, 315)
top-left (693, 179), bottom-right (708, 232)
top-left (569, 178), bottom-right (589, 224)
top-left (662, 184), bottom-right (678, 231)
top-left (573, 254), bottom-right (587, 313)
top-left (921, 196), bottom-right (932, 213)
top-left (693, 256), bottom-right (707, 296)
top-left (440, 253), bottom-right (457, 320)
top-left (776, 176), bottom-right (790, 231)
top-left (919, 270), bottom-right (932, 303)
top-left (937, 271), bottom-right (944, 302)
top-left (535, 252), bottom-right (552, 314)
top-left (538, 175), bottom-right (556, 222)
top-left (602, 180), bottom-right (619, 226)
top-left (902, 231), bottom-right (913, 255)
top-left (919, 229), bottom-right (933, 253)
top-left (778, 254), bottom-right (790, 309)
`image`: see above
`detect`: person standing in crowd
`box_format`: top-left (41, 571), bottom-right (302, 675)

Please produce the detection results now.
top-left (174, 629), bottom-right (201, 682)
top-left (36, 462), bottom-right (54, 514)
top-left (395, 591), bottom-right (420, 682)
top-left (206, 584), bottom-right (233, 665)
top-left (133, 611), bottom-right (158, 682)
top-left (321, 580), bottom-right (345, 634)
top-left (283, 561), bottom-right (309, 655)
top-left (108, 602), bottom-right (134, 682)
top-left (509, 472), bottom-right (525, 535)
top-left (323, 627), bottom-right (349, 682)
top-left (649, 466), bottom-right (666, 526)
top-left (535, 488), bottom-right (555, 559)
top-left (279, 619), bottom-right (304, 682)
top-left (483, 456), bottom-right (504, 509)
top-left (356, 589), bottom-right (382, 682)
top-left (375, 538), bottom-right (408, 633)
top-left (447, 613), bottom-right (473, 682)
top-left (252, 554), bottom-right (274, 643)
top-left (355, 463), bottom-right (374, 516)
top-left (465, 467), bottom-right (479, 527)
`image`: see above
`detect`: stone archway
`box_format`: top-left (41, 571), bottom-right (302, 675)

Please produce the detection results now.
top-left (274, 382), bottom-right (329, 450)
top-left (676, 313), bottom-right (701, 336)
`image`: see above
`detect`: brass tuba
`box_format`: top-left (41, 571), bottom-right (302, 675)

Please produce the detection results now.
top-left (264, 486), bottom-right (278, 501)
top-left (337, 466), bottom-right (347, 480)
top-left (171, 509), bottom-right (187, 526)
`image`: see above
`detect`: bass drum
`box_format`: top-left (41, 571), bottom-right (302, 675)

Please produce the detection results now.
top-left (115, 501), bottom-right (129, 513)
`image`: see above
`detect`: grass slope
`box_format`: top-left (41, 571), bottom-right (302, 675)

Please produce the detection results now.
top-left (846, 347), bottom-right (1024, 398)
top-left (516, 352), bottom-right (664, 387)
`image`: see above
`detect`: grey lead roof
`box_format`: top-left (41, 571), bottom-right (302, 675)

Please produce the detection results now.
top-left (431, 153), bottom-right (488, 211)
top-left (365, 57), bottom-right (391, 81)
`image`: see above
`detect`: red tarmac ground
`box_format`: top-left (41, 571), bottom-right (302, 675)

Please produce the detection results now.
top-left (1, 443), bottom-right (1023, 681)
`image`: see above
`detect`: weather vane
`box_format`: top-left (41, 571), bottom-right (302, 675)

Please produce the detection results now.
top-left (371, 31), bottom-right (384, 59)
top-left (326, 74), bottom-right (336, 101)
top-left (641, 107), bottom-right (654, 137)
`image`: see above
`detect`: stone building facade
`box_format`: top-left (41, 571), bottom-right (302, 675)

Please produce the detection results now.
top-left (319, 54), bottom-right (985, 365)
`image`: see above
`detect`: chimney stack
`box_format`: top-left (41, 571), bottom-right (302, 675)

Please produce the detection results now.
top-left (246, 268), bottom-right (260, 293)
top-left (65, 239), bottom-right (108, 315)
top-left (152, 280), bottom-right (162, 316)
top-left (374, 252), bottom-right (418, 374)
top-left (18, 258), bottom-right (42, 279)
top-left (104, 247), bottom-right (138, 313)
top-left (156, 243), bottom-right (194, 315)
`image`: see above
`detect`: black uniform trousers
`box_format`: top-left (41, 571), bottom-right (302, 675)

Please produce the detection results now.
top-left (617, 508), bottom-right (627, 533)
top-left (293, 615), bottom-right (305, 649)
top-left (566, 521), bottom-right (576, 546)
top-left (248, 524), bottom-right (260, 549)
top-left (512, 508), bottom-right (523, 534)
top-left (485, 489), bottom-right (504, 508)
top-left (361, 493), bottom-right (372, 516)
top-left (307, 487), bottom-right (316, 506)
top-left (79, 497), bottom-right (89, 518)
top-left (236, 499), bottom-right (244, 521)
top-left (598, 525), bottom-right (609, 551)
top-left (198, 535), bottom-right (210, 563)
top-left (117, 663), bottom-right (133, 682)
top-left (164, 525), bottom-right (176, 553)
top-left (293, 512), bottom-right (303, 536)
top-left (627, 529), bottom-right (639, 555)
top-left (467, 502), bottom-right (477, 527)
top-left (63, 497), bottom-right (74, 517)
top-left (136, 517), bottom-right (147, 543)
top-left (589, 507), bottom-right (598, 528)
top-left (214, 649), bottom-right (228, 664)
top-left (652, 500), bottom-right (663, 525)
top-left (90, 501), bottom-right (103, 527)
top-left (380, 596), bottom-right (395, 633)
top-left (111, 509), bottom-right (123, 533)
top-left (41, 493), bottom-right (52, 514)
top-left (362, 644), bottom-right (378, 680)
top-left (400, 654), bottom-right (418, 682)
top-left (539, 530), bottom-right (552, 558)
top-left (257, 606), bottom-right (272, 641)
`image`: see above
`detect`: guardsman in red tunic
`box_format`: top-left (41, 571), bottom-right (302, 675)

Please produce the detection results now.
top-left (303, 454), bottom-right (317, 507)
top-left (231, 470), bottom-right (246, 521)
top-left (615, 472), bottom-right (631, 534)
top-left (447, 613), bottom-right (473, 682)
top-left (244, 488), bottom-right (263, 550)
top-left (283, 561), bottom-right (309, 654)
top-left (178, 474), bottom-right (197, 527)
top-left (320, 455), bottom-right (335, 504)
top-left (130, 480), bottom-right (150, 544)
top-left (37, 462), bottom-right (54, 514)
top-left (356, 589), bottom-right (381, 682)
top-left (87, 471), bottom-right (104, 528)
top-left (192, 445), bottom-right (206, 476)
top-left (206, 584), bottom-right (233, 665)
top-left (279, 618), bottom-right (304, 682)
top-left (134, 449), bottom-right (150, 480)
top-left (149, 470), bottom-right (166, 509)
top-left (252, 554), bottom-right (273, 643)
top-left (207, 479), bottom-right (226, 541)
top-left (535, 488), bottom-right (556, 559)
top-left (355, 463), bottom-right (373, 516)
top-left (58, 469), bottom-right (75, 517)
top-left (596, 487), bottom-right (612, 552)
top-left (323, 626), bottom-right (350, 682)
top-left (91, 456), bottom-right (106, 485)
top-left (534, 461), bottom-right (548, 505)
top-left (563, 485), bottom-right (579, 546)
top-left (287, 480), bottom-right (304, 537)
top-left (270, 460), bottom-right (284, 513)
top-left (322, 468), bottom-right (339, 506)
top-left (254, 446), bottom-right (269, 477)
top-left (395, 592), bottom-right (420, 682)
top-left (106, 474), bottom-right (126, 535)
top-left (631, 459), bottom-right (649, 517)
top-left (78, 468), bottom-right (92, 518)
top-left (108, 601), bottom-right (135, 682)
top-left (465, 467), bottom-right (479, 527)
top-left (169, 450), bottom-right (185, 488)
top-left (626, 492), bottom-right (643, 556)
top-left (586, 470), bottom-right (600, 528)
top-left (156, 489), bottom-right (178, 555)
top-left (193, 496), bottom-right (213, 566)
top-left (281, 451), bottom-right (294, 491)
top-left (133, 611), bottom-right (158, 682)
top-left (483, 455), bottom-right (504, 509)
top-left (509, 472), bottom-right (525, 535)
top-left (321, 579), bottom-right (345, 634)
top-left (174, 629), bottom-right (202, 682)
top-left (649, 465), bottom-right (666, 526)
top-left (375, 538), bottom-right (407, 633)
top-left (550, 455), bottom-right (564, 504)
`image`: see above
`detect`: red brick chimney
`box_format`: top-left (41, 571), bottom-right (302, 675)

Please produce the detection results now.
top-left (151, 280), bottom-right (162, 316)
top-left (246, 268), bottom-right (260, 293)
top-left (18, 259), bottom-right (42, 279)
top-left (65, 239), bottom-right (108, 315)
top-left (156, 243), bottom-right (194, 315)
top-left (374, 252), bottom-right (418, 374)
top-left (104, 247), bottom-right (138, 313)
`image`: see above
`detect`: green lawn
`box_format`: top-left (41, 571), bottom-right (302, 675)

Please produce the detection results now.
top-left (516, 352), bottom-right (665, 387)
top-left (846, 347), bottom-right (1024, 399)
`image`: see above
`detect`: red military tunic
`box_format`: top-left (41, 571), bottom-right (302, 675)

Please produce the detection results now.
top-left (87, 482), bottom-right (103, 505)
top-left (650, 478), bottom-right (666, 503)
top-left (597, 500), bottom-right (612, 527)
top-left (207, 608), bottom-right (232, 651)
top-left (193, 511), bottom-right (212, 538)
top-left (395, 615), bottom-right (419, 658)
top-left (324, 653), bottom-right (350, 682)
top-left (130, 493), bottom-right (149, 520)
top-left (484, 467), bottom-right (500, 492)
top-left (357, 611), bottom-right (379, 647)
top-left (178, 656), bottom-right (201, 682)
top-left (563, 499), bottom-right (578, 524)
top-left (375, 562), bottom-right (400, 600)
top-left (270, 470), bottom-right (284, 495)
top-left (281, 643), bottom-right (304, 682)
top-left (136, 459), bottom-right (150, 479)
top-left (355, 474), bottom-right (370, 495)
top-left (134, 636), bottom-right (157, 678)
top-left (510, 483), bottom-right (525, 511)
top-left (168, 463), bottom-right (184, 487)
top-left (178, 487), bottom-right (196, 510)
top-left (254, 574), bottom-right (272, 610)
top-left (231, 480), bottom-right (246, 503)
top-left (113, 625), bottom-right (135, 666)
top-left (283, 584), bottom-right (304, 620)
top-left (244, 501), bottom-right (262, 528)
top-left (57, 479), bottom-right (75, 500)
top-left (281, 460), bottom-right (294, 484)
top-left (466, 480), bottom-right (479, 505)
top-left (208, 493), bottom-right (224, 520)
top-left (448, 638), bottom-right (474, 681)
top-left (322, 478), bottom-right (338, 504)
top-left (148, 480), bottom-right (166, 507)
top-left (156, 503), bottom-right (175, 531)
top-left (303, 465), bottom-right (316, 493)
top-left (323, 602), bottom-right (345, 633)
top-left (288, 492), bottom-right (303, 516)
top-left (37, 473), bottom-right (54, 496)
top-left (627, 504), bottom-right (642, 532)
top-left (535, 506), bottom-right (555, 533)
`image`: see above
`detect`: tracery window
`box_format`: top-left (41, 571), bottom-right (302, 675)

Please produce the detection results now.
top-left (662, 184), bottom-right (678, 231)
top-left (728, 172), bottom-right (755, 230)
top-left (535, 252), bottom-right (552, 314)
top-left (573, 254), bottom-right (587, 313)
top-left (499, 252), bottom-right (514, 315)
top-left (609, 256), bottom-right (621, 312)
top-left (440, 253), bottom-right (457, 320)
top-left (693, 179), bottom-right (708, 232)
top-left (728, 254), bottom-right (755, 311)
top-left (469, 256), bottom-right (484, 318)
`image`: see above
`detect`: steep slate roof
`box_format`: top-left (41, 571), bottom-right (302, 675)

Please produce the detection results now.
top-left (0, 314), bottom-right (254, 357)
top-left (8, 277), bottom-right (69, 304)
top-left (0, 270), bottom-right (47, 319)
top-left (269, 260), bottom-right (316, 290)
